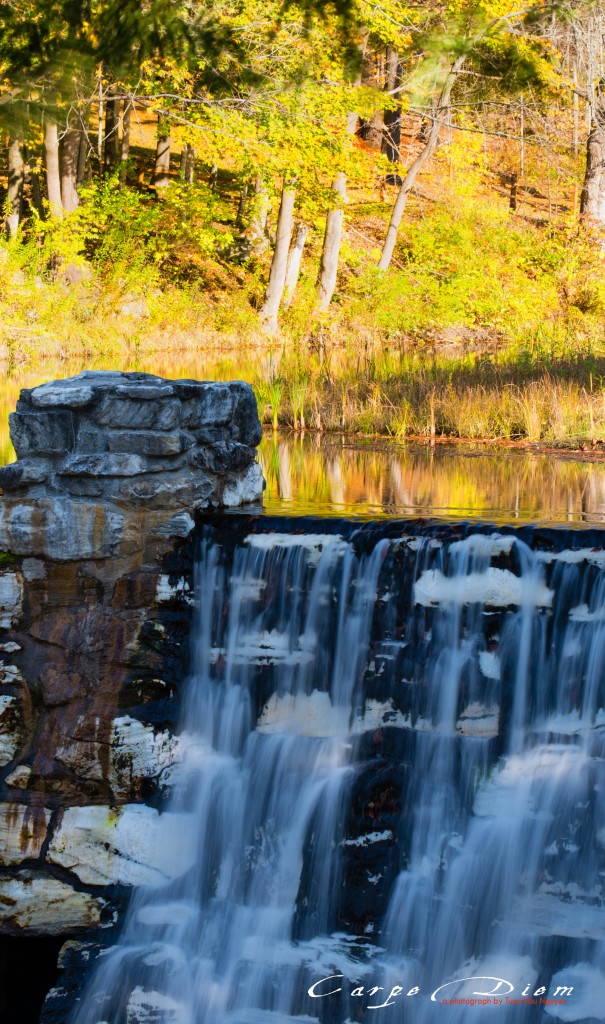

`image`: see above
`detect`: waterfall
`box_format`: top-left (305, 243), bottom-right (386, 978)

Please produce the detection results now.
top-left (73, 524), bottom-right (605, 1023)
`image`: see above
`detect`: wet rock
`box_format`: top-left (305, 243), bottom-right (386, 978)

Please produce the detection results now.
top-left (59, 453), bottom-right (150, 477)
top-left (4, 765), bottom-right (31, 789)
top-left (117, 470), bottom-right (214, 508)
top-left (0, 571), bottom-right (23, 627)
top-left (0, 871), bottom-right (109, 934)
top-left (189, 440), bottom-right (255, 474)
top-left (40, 940), bottom-right (112, 1024)
top-left (0, 457), bottom-right (49, 490)
top-left (108, 430), bottom-right (195, 456)
top-left (108, 716), bottom-right (181, 800)
top-left (222, 462), bottom-right (264, 506)
top-left (0, 695), bottom-right (22, 766)
top-left (0, 802), bottom-right (50, 863)
top-left (47, 804), bottom-right (197, 886)
top-left (0, 499), bottom-right (125, 559)
top-left (29, 381), bottom-right (96, 409)
top-left (94, 396), bottom-right (181, 431)
top-left (10, 410), bottom-right (75, 457)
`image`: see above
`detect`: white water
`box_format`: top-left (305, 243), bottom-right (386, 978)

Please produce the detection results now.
top-left (72, 527), bottom-right (605, 1023)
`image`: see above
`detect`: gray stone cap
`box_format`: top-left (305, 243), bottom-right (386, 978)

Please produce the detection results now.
top-left (0, 372), bottom-right (265, 516)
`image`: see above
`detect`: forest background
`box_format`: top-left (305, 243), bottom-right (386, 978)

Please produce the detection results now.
top-left (3, 0), bottom-right (605, 445)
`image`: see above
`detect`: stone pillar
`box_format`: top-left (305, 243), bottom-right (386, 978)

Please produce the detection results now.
top-left (0, 372), bottom-right (264, 943)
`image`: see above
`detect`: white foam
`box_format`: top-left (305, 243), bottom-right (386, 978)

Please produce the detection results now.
top-left (569, 602), bottom-right (605, 623)
top-left (545, 963), bottom-right (605, 1020)
top-left (449, 535), bottom-right (516, 557)
top-left (256, 692), bottom-right (410, 737)
top-left (212, 630), bottom-right (315, 667)
top-left (479, 651), bottom-right (501, 680)
top-left (414, 567), bottom-right (553, 608)
top-left (342, 831), bottom-right (393, 847)
top-left (244, 533), bottom-right (345, 567)
top-left (538, 548), bottom-right (605, 567)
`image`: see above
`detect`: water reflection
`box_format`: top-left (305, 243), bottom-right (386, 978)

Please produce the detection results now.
top-left (259, 434), bottom-right (605, 523)
top-left (2, 366), bottom-right (605, 523)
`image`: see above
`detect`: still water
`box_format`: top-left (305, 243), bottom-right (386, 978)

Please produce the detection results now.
top-left (2, 365), bottom-right (605, 523)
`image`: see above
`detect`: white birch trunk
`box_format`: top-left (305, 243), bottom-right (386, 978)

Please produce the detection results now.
top-left (316, 173), bottom-right (347, 311)
top-left (282, 223), bottom-right (308, 308)
top-left (260, 187), bottom-right (296, 334)
top-left (6, 139), bottom-right (24, 237)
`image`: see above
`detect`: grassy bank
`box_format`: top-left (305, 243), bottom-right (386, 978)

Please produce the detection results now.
top-left (3, 151), bottom-right (605, 447)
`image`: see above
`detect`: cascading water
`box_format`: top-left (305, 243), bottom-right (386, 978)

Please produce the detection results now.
top-left (72, 523), bottom-right (605, 1023)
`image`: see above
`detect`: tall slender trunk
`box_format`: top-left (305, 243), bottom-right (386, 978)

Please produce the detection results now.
top-left (97, 76), bottom-right (104, 168)
top-left (6, 139), bottom-right (24, 237)
top-left (76, 131), bottom-right (89, 186)
top-left (44, 120), bottom-right (63, 217)
top-left (154, 121), bottom-right (171, 189)
top-left (181, 143), bottom-right (195, 184)
top-left (29, 165), bottom-right (44, 219)
top-left (283, 223), bottom-right (308, 308)
top-left (260, 187), bottom-right (296, 334)
top-left (383, 47), bottom-right (401, 164)
top-left (179, 144), bottom-right (196, 184)
top-left (119, 101), bottom-right (131, 184)
top-left (378, 56), bottom-right (464, 271)
top-left (581, 80), bottom-right (605, 228)
top-left (572, 62), bottom-right (579, 156)
top-left (60, 129), bottom-right (80, 213)
top-left (316, 173), bottom-right (347, 311)
top-left (104, 97), bottom-right (120, 174)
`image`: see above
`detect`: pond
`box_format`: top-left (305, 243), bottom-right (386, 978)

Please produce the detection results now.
top-left (2, 364), bottom-right (605, 523)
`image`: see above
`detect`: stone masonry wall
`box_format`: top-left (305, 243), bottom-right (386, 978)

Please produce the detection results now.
top-left (0, 372), bottom-right (264, 940)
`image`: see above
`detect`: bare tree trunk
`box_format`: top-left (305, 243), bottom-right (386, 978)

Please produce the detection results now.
top-left (29, 167), bottom-right (44, 219)
top-left (76, 131), bottom-right (89, 185)
top-left (154, 121), bottom-right (171, 189)
top-left (97, 76), bottom-right (104, 168)
top-left (60, 129), bottom-right (80, 212)
top-left (581, 81), bottom-right (605, 227)
top-left (44, 120), bottom-right (63, 217)
top-left (6, 139), bottom-right (24, 237)
top-left (316, 173), bottom-right (347, 311)
top-left (260, 188), bottom-right (296, 333)
top-left (573, 62), bottom-right (579, 156)
top-left (383, 47), bottom-right (401, 163)
top-left (104, 97), bottom-right (120, 174)
top-left (185, 144), bottom-right (196, 184)
top-left (378, 57), bottom-right (464, 271)
top-left (179, 144), bottom-right (196, 183)
top-left (119, 101), bottom-right (131, 184)
top-left (509, 171), bottom-right (518, 211)
top-left (283, 223), bottom-right (308, 308)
